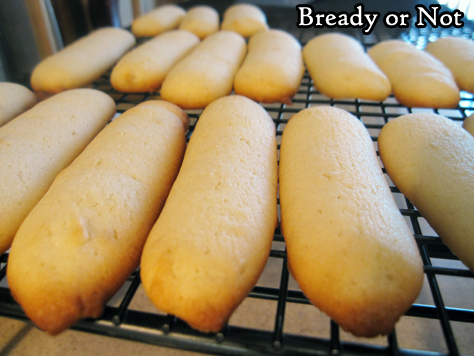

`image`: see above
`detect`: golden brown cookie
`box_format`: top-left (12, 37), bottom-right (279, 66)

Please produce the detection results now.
top-left (0, 89), bottom-right (115, 254)
top-left (425, 36), bottom-right (474, 94)
top-left (303, 33), bottom-right (391, 101)
top-left (131, 4), bottom-right (186, 37)
top-left (221, 3), bottom-right (268, 37)
top-left (140, 95), bottom-right (278, 333)
top-left (160, 31), bottom-right (246, 109)
top-left (378, 112), bottom-right (474, 272)
top-left (179, 6), bottom-right (219, 39)
top-left (0, 82), bottom-right (37, 127)
top-left (279, 106), bottom-right (423, 337)
top-left (368, 40), bottom-right (459, 108)
top-left (234, 29), bottom-right (304, 104)
top-left (111, 30), bottom-right (199, 93)
top-left (31, 28), bottom-right (135, 93)
top-left (7, 100), bottom-right (188, 335)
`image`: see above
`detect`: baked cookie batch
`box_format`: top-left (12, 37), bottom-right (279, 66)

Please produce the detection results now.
top-left (2, 2), bottom-right (474, 340)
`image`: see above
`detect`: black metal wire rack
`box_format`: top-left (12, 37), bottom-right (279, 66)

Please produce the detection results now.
top-left (1, 1), bottom-right (474, 355)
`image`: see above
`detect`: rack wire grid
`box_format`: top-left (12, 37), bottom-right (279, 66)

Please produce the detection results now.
top-left (2, 3), bottom-right (474, 356)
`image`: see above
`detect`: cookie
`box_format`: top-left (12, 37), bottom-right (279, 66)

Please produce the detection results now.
top-left (425, 36), bottom-right (474, 94)
top-left (368, 40), bottom-right (460, 108)
top-left (463, 113), bottom-right (474, 136)
top-left (221, 3), bottom-right (268, 37)
top-left (140, 95), bottom-right (278, 333)
top-left (131, 4), bottom-right (186, 37)
top-left (7, 100), bottom-right (188, 334)
top-left (303, 33), bottom-right (391, 101)
top-left (234, 29), bottom-right (304, 104)
top-left (31, 27), bottom-right (135, 93)
top-left (111, 30), bottom-right (199, 93)
top-left (0, 82), bottom-right (37, 127)
top-left (178, 6), bottom-right (219, 39)
top-left (0, 89), bottom-right (115, 254)
top-left (378, 113), bottom-right (474, 272)
top-left (160, 31), bottom-right (246, 109)
top-left (279, 106), bottom-right (423, 337)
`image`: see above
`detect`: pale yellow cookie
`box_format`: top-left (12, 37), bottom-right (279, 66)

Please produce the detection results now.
top-left (140, 95), bottom-right (278, 333)
top-left (31, 27), bottom-right (135, 94)
top-left (368, 40), bottom-right (460, 108)
top-left (111, 30), bottom-right (200, 93)
top-left (160, 31), bottom-right (246, 109)
top-left (131, 4), bottom-right (186, 37)
top-left (378, 113), bottom-right (474, 272)
top-left (221, 3), bottom-right (268, 37)
top-left (234, 29), bottom-right (304, 104)
top-left (463, 113), bottom-right (474, 136)
top-left (0, 82), bottom-right (37, 127)
top-left (0, 89), bottom-right (115, 254)
top-left (425, 37), bottom-right (474, 94)
top-left (279, 106), bottom-right (423, 337)
top-left (178, 6), bottom-right (219, 39)
top-left (7, 100), bottom-right (188, 335)
top-left (303, 33), bottom-right (391, 101)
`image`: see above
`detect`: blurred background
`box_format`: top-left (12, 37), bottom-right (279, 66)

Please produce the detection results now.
top-left (0, 0), bottom-right (464, 85)
top-left (0, 0), bottom-right (444, 85)
top-left (0, 0), bottom-right (311, 84)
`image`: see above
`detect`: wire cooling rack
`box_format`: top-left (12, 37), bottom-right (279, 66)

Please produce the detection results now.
top-left (2, 2), bottom-right (474, 355)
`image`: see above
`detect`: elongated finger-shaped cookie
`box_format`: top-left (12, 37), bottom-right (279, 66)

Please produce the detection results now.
top-left (140, 95), bottom-right (278, 333)
top-left (0, 89), bottom-right (115, 254)
top-left (31, 27), bottom-right (135, 93)
top-left (111, 30), bottom-right (200, 93)
top-left (425, 36), bottom-right (474, 94)
top-left (160, 31), bottom-right (246, 109)
top-left (279, 106), bottom-right (423, 337)
top-left (179, 6), bottom-right (219, 39)
top-left (0, 82), bottom-right (36, 127)
top-left (221, 3), bottom-right (268, 37)
top-left (132, 4), bottom-right (186, 37)
top-left (303, 33), bottom-right (391, 101)
top-left (234, 29), bottom-right (304, 104)
top-left (368, 40), bottom-right (459, 108)
top-left (378, 113), bottom-right (474, 272)
top-left (7, 100), bottom-right (188, 335)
